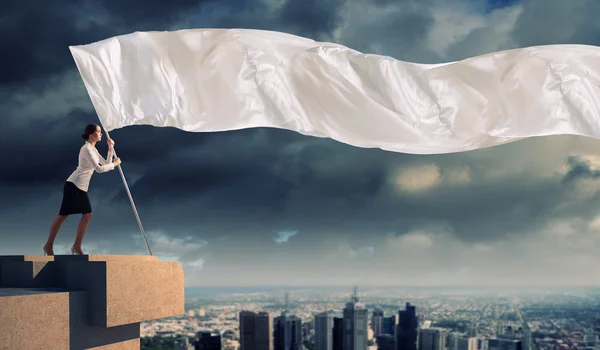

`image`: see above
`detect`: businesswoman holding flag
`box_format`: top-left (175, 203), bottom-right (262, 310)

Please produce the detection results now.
top-left (43, 124), bottom-right (121, 256)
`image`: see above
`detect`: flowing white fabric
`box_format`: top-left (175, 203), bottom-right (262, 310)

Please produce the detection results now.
top-left (69, 28), bottom-right (600, 154)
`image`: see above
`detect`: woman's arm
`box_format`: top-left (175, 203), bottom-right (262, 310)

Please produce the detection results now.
top-left (97, 139), bottom-right (116, 165)
top-left (84, 147), bottom-right (116, 173)
top-left (97, 148), bottom-right (115, 165)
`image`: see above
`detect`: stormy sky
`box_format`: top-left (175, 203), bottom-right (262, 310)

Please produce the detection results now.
top-left (2, 0), bottom-right (600, 287)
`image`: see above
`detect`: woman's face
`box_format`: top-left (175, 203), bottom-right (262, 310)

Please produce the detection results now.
top-left (91, 126), bottom-right (102, 142)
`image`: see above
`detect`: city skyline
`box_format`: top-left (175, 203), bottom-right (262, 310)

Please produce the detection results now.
top-left (2, 0), bottom-right (600, 287)
top-left (144, 286), bottom-right (599, 350)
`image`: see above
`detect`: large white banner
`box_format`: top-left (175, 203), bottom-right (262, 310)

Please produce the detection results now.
top-left (70, 28), bottom-right (600, 154)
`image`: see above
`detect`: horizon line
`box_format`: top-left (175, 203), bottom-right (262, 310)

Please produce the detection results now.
top-left (183, 284), bottom-right (600, 289)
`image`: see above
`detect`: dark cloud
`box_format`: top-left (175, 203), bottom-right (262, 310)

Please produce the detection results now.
top-left (0, 109), bottom-right (219, 188)
top-left (203, 0), bottom-right (345, 41)
top-left (0, 0), bottom-right (218, 85)
top-left (109, 128), bottom-right (388, 214)
top-left (90, 134), bottom-right (600, 251)
top-left (561, 156), bottom-right (600, 185)
top-left (328, 0), bottom-right (441, 62)
top-left (98, 0), bottom-right (211, 25)
top-left (486, 0), bottom-right (520, 11)
top-left (510, 0), bottom-right (600, 47)
top-left (277, 0), bottom-right (345, 39)
top-left (1, 4), bottom-right (105, 84)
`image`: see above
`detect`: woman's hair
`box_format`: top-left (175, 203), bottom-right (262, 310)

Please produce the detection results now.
top-left (81, 124), bottom-right (99, 140)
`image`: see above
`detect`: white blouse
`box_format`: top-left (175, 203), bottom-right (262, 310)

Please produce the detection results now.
top-left (66, 141), bottom-right (115, 192)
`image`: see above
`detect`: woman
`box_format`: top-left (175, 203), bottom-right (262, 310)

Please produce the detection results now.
top-left (43, 124), bottom-right (122, 256)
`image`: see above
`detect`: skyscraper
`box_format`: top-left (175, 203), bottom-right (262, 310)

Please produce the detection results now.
top-left (496, 321), bottom-right (503, 338)
top-left (418, 328), bottom-right (446, 350)
top-left (342, 287), bottom-right (368, 350)
top-left (382, 316), bottom-right (397, 336)
top-left (256, 312), bottom-right (274, 350)
top-left (372, 309), bottom-right (384, 337)
top-left (522, 328), bottom-right (531, 350)
top-left (447, 333), bottom-right (459, 350)
top-left (333, 317), bottom-right (344, 350)
top-left (396, 302), bottom-right (418, 350)
top-left (240, 311), bottom-right (256, 350)
top-left (239, 311), bottom-right (273, 350)
top-left (457, 337), bottom-right (478, 350)
top-left (467, 326), bottom-right (477, 338)
top-left (195, 331), bottom-right (222, 350)
top-left (274, 313), bottom-right (302, 350)
top-left (376, 335), bottom-right (395, 350)
top-left (315, 312), bottom-right (333, 350)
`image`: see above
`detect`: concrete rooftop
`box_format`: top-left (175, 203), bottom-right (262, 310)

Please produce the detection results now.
top-left (0, 254), bottom-right (185, 349)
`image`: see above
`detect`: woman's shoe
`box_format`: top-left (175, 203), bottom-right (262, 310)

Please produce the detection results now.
top-left (71, 246), bottom-right (84, 256)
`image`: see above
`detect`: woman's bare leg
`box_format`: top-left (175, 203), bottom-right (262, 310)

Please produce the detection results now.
top-left (44, 215), bottom-right (68, 255)
top-left (72, 213), bottom-right (92, 254)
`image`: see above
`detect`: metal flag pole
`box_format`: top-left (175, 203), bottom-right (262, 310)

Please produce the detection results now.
top-left (101, 126), bottom-right (154, 256)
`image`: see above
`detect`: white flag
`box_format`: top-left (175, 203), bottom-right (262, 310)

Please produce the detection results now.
top-left (69, 28), bottom-right (600, 154)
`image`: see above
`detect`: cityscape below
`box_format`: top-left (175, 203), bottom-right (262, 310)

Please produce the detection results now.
top-left (139, 286), bottom-right (600, 350)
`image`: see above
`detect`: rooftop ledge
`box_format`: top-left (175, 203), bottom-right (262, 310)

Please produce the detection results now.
top-left (0, 254), bottom-right (185, 349)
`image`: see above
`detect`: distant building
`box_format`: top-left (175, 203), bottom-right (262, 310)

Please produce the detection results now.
top-left (175, 336), bottom-right (194, 350)
top-left (302, 321), bottom-right (312, 344)
top-left (195, 331), bottom-right (221, 350)
top-left (488, 338), bottom-right (522, 350)
top-left (457, 337), bottom-right (478, 350)
top-left (522, 328), bottom-right (531, 350)
top-left (239, 311), bottom-right (273, 350)
top-left (396, 302), bottom-right (418, 350)
top-left (343, 288), bottom-right (368, 350)
top-left (376, 334), bottom-right (395, 350)
top-left (315, 312), bottom-right (333, 350)
top-left (372, 309), bottom-right (384, 337)
top-left (333, 317), bottom-right (344, 350)
top-left (448, 333), bottom-right (459, 350)
top-left (505, 326), bottom-right (514, 338)
top-left (418, 328), bottom-right (446, 350)
top-left (496, 322), bottom-right (503, 338)
top-left (222, 330), bottom-right (235, 340)
top-left (240, 311), bottom-right (256, 350)
top-left (256, 312), bottom-right (274, 350)
top-left (382, 316), bottom-right (396, 336)
top-left (584, 330), bottom-right (597, 345)
top-left (467, 327), bottom-right (477, 338)
top-left (274, 312), bottom-right (302, 350)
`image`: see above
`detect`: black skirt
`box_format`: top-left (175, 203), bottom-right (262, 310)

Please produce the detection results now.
top-left (59, 181), bottom-right (92, 215)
